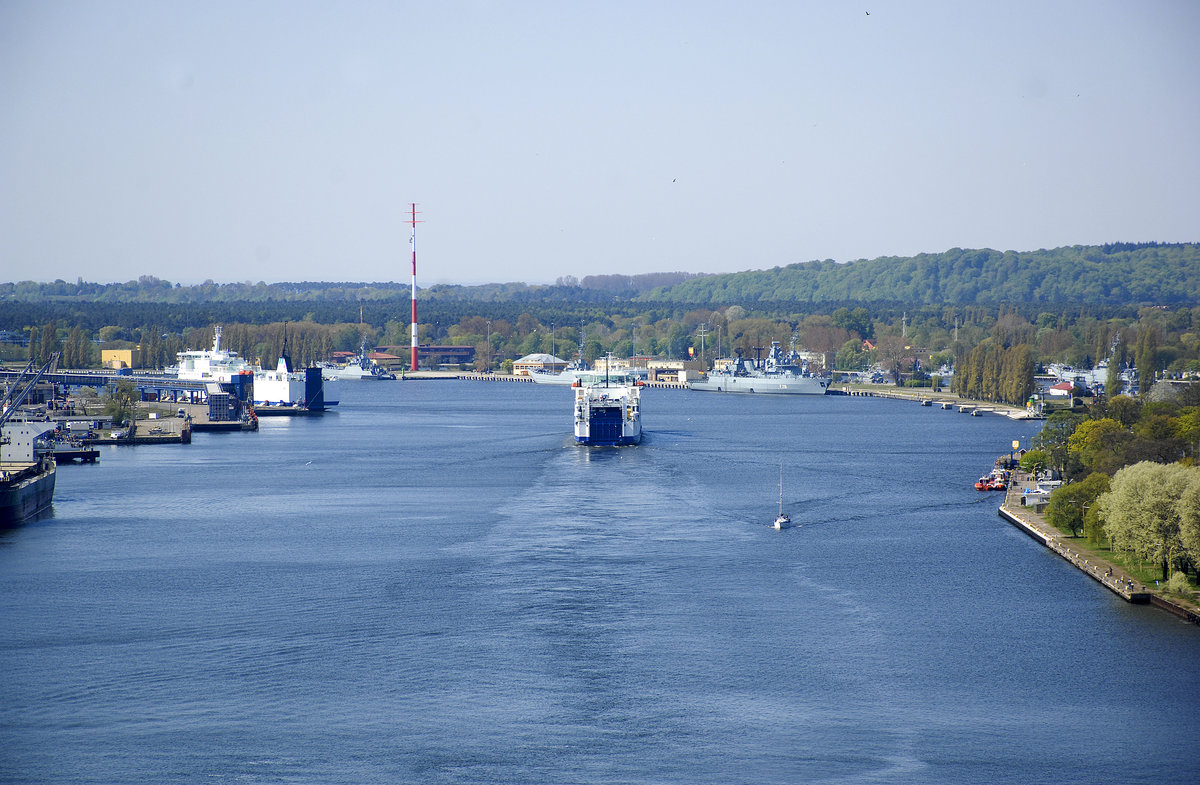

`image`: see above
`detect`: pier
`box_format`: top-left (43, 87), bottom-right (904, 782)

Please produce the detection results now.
top-left (0, 368), bottom-right (213, 403)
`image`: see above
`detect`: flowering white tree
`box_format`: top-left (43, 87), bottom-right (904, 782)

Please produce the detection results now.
top-left (1098, 462), bottom-right (1197, 581)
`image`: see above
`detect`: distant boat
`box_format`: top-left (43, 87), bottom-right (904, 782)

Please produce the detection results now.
top-left (322, 342), bottom-right (395, 380)
top-left (773, 462), bottom-right (791, 529)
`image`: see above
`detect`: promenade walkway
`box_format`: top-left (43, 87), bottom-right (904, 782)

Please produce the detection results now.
top-left (998, 471), bottom-right (1200, 625)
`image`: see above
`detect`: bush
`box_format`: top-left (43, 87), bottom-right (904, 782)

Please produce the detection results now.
top-left (1166, 571), bottom-right (1192, 596)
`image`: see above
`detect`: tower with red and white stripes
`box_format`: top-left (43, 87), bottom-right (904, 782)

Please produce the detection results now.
top-left (408, 203), bottom-right (421, 371)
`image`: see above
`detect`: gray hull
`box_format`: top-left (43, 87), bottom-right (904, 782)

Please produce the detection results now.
top-left (689, 374), bottom-right (829, 395)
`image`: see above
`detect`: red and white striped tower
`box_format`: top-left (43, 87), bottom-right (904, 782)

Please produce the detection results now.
top-left (408, 203), bottom-right (422, 371)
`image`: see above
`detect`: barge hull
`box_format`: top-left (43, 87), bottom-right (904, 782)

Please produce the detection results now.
top-left (0, 462), bottom-right (56, 524)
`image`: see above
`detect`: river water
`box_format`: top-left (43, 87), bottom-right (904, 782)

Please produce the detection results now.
top-left (1, 381), bottom-right (1196, 784)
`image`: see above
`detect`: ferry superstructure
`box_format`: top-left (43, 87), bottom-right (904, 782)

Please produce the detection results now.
top-left (573, 372), bottom-right (642, 446)
top-left (689, 341), bottom-right (830, 395)
top-left (175, 326), bottom-right (254, 381)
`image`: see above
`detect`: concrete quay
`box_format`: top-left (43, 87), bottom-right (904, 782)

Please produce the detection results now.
top-left (998, 473), bottom-right (1200, 626)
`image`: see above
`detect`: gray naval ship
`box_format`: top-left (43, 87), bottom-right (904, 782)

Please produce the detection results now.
top-left (689, 341), bottom-right (830, 395)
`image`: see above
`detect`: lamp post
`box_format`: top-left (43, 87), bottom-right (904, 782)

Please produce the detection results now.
top-left (486, 321), bottom-right (492, 373)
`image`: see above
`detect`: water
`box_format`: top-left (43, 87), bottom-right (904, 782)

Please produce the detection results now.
top-left (2, 382), bottom-right (1197, 784)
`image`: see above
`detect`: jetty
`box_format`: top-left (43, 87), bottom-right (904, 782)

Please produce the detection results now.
top-left (998, 472), bottom-right (1200, 626)
top-left (837, 386), bottom-right (1044, 419)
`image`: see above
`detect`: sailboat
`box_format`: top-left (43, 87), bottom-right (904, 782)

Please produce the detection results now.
top-left (773, 462), bottom-right (791, 529)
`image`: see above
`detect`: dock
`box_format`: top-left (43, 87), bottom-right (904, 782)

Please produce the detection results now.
top-left (837, 387), bottom-right (1040, 418)
top-left (51, 445), bottom-right (100, 463)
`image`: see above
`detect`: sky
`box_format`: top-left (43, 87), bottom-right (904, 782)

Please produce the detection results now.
top-left (1, 1), bottom-right (1198, 286)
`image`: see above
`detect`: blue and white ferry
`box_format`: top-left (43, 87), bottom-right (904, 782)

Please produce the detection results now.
top-left (572, 371), bottom-right (642, 446)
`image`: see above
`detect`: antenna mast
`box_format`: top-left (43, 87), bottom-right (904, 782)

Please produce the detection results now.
top-left (408, 203), bottom-right (422, 371)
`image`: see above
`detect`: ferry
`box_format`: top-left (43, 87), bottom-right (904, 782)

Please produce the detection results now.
top-left (573, 370), bottom-right (642, 446)
top-left (175, 326), bottom-right (339, 408)
top-left (690, 341), bottom-right (830, 395)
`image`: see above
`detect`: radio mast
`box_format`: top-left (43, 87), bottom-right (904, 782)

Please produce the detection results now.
top-left (408, 203), bottom-right (422, 371)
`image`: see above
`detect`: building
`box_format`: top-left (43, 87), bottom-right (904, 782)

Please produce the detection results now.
top-left (795, 351), bottom-right (827, 372)
top-left (419, 345), bottom-right (475, 368)
top-left (513, 353), bottom-right (567, 376)
top-left (376, 344), bottom-right (476, 369)
top-left (101, 347), bottom-right (143, 369)
top-left (368, 351), bottom-right (405, 371)
top-left (646, 360), bottom-right (707, 382)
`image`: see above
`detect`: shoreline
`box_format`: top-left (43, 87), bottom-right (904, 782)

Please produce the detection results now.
top-left (998, 471), bottom-right (1200, 626)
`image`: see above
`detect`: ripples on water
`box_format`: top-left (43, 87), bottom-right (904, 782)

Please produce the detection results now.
top-left (2, 382), bottom-right (1197, 784)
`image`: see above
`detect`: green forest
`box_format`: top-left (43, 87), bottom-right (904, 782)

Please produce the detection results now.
top-left (4, 243), bottom-right (1197, 307)
top-left (639, 243), bottom-right (1200, 305)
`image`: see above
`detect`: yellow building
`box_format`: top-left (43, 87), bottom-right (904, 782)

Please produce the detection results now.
top-left (101, 347), bottom-right (142, 369)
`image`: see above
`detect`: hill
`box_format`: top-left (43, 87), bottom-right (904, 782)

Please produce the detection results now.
top-left (639, 243), bottom-right (1200, 305)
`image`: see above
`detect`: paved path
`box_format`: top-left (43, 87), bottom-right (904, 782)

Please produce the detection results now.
top-left (998, 471), bottom-right (1200, 625)
top-left (999, 472), bottom-right (1149, 601)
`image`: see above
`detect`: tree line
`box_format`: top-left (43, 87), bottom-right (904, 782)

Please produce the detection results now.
top-left (638, 243), bottom-right (1200, 306)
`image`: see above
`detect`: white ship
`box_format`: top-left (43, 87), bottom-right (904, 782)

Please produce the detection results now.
top-left (690, 341), bottom-right (830, 395)
top-left (573, 370), bottom-right (642, 446)
top-left (175, 326), bottom-right (255, 381)
top-left (175, 327), bottom-right (339, 408)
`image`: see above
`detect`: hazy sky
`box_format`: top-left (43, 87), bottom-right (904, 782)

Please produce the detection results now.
top-left (2, 1), bottom-right (1197, 286)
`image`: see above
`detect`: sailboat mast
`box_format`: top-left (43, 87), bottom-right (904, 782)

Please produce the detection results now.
top-left (779, 462), bottom-right (784, 516)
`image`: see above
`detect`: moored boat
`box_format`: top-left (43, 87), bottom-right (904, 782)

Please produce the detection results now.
top-left (175, 326), bottom-right (338, 408)
top-left (690, 341), bottom-right (830, 395)
top-left (322, 343), bottom-right (396, 381)
top-left (1, 357), bottom-right (59, 523)
top-left (0, 455), bottom-right (56, 524)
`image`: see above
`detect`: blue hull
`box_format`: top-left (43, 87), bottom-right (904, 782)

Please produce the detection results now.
top-left (574, 433), bottom-right (641, 447)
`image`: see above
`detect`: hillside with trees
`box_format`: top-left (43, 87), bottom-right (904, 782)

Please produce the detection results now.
top-left (638, 243), bottom-right (1200, 306)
